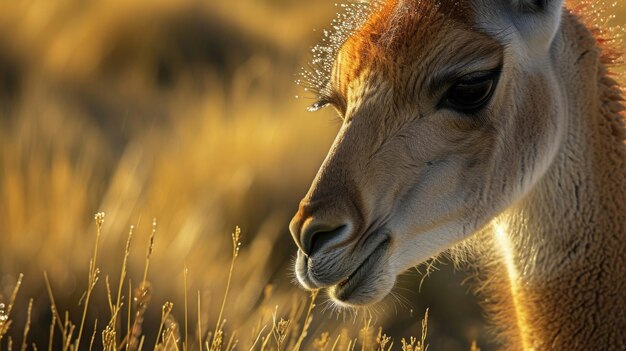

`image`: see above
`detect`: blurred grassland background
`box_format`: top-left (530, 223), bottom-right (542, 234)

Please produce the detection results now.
top-left (0, 1), bottom-right (624, 350)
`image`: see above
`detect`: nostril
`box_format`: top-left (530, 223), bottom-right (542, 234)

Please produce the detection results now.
top-left (310, 225), bottom-right (346, 255)
top-left (301, 223), bottom-right (348, 256)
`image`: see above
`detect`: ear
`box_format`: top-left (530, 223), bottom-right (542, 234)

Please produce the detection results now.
top-left (507, 0), bottom-right (565, 52)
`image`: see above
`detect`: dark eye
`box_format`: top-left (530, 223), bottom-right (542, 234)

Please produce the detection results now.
top-left (443, 71), bottom-right (499, 113)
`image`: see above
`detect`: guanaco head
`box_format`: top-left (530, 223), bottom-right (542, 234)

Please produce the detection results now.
top-left (290, 0), bottom-right (567, 306)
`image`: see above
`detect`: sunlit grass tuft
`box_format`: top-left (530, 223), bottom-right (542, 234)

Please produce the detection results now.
top-left (1, 213), bottom-right (433, 350)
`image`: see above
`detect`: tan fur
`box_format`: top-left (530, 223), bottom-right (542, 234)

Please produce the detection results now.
top-left (474, 9), bottom-right (626, 349)
top-left (290, 1), bottom-right (626, 349)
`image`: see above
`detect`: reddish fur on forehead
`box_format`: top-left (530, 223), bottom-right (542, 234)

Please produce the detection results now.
top-left (380, 0), bottom-right (472, 43)
top-left (336, 0), bottom-right (473, 92)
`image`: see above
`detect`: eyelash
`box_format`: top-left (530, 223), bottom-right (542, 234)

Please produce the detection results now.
top-left (309, 100), bottom-right (347, 123)
top-left (307, 100), bottom-right (330, 112)
top-left (308, 86), bottom-right (346, 117)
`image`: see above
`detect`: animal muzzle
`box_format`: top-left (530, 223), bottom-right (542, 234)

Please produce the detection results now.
top-left (289, 211), bottom-right (352, 257)
top-left (288, 196), bottom-right (365, 287)
top-left (289, 196), bottom-right (395, 306)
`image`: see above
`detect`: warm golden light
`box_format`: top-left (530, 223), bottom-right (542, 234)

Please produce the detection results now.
top-left (493, 219), bottom-right (533, 351)
top-left (1, 0), bottom-right (624, 349)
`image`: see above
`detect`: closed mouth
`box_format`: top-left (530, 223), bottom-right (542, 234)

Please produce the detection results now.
top-left (330, 238), bottom-right (390, 302)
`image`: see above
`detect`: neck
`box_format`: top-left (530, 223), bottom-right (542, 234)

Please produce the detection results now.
top-left (490, 11), bottom-right (626, 350)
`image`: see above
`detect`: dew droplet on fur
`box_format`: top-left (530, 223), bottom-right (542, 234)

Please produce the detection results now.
top-left (0, 303), bottom-right (7, 322)
top-left (298, 1), bottom-right (379, 99)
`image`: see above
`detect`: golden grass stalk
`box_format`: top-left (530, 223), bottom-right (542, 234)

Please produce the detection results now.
top-left (312, 331), bottom-right (329, 351)
top-left (225, 331), bottom-right (237, 351)
top-left (106, 277), bottom-right (115, 317)
top-left (270, 308), bottom-right (290, 351)
top-left (0, 274), bottom-right (23, 345)
top-left (210, 227), bottom-right (242, 351)
top-left (154, 302), bottom-right (174, 350)
top-left (375, 329), bottom-right (393, 351)
top-left (142, 219), bottom-right (157, 286)
top-left (126, 280), bottom-right (132, 351)
top-left (197, 292), bottom-right (202, 351)
top-left (258, 330), bottom-right (271, 351)
top-left (183, 267), bottom-right (188, 351)
top-left (43, 273), bottom-right (67, 348)
top-left (329, 333), bottom-right (342, 351)
top-left (113, 225), bottom-right (134, 342)
top-left (400, 309), bottom-right (428, 351)
top-left (48, 306), bottom-right (55, 351)
top-left (128, 281), bottom-right (151, 350)
top-left (89, 319), bottom-right (98, 351)
top-left (247, 325), bottom-right (267, 351)
top-left (128, 219), bottom-right (157, 351)
top-left (62, 312), bottom-right (75, 351)
top-left (358, 318), bottom-right (373, 350)
top-left (75, 212), bottom-right (105, 351)
top-left (19, 298), bottom-right (32, 351)
top-left (292, 289), bottom-right (319, 351)
top-left (103, 303), bottom-right (123, 350)
top-left (470, 341), bottom-right (481, 351)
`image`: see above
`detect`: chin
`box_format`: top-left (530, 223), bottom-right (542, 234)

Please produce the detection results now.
top-left (294, 235), bottom-right (396, 307)
top-left (326, 259), bottom-right (396, 307)
top-left (328, 278), bottom-right (396, 308)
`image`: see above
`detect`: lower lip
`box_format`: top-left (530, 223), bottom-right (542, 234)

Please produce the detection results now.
top-left (332, 239), bottom-right (389, 299)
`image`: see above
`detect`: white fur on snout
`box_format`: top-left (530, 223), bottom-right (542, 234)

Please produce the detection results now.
top-left (295, 245), bottom-right (359, 289)
top-left (295, 234), bottom-right (395, 306)
top-left (329, 247), bottom-right (395, 307)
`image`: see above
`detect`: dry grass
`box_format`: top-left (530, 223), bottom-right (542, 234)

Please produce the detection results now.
top-left (1, 0), bottom-right (625, 350)
top-left (1, 211), bottom-right (431, 351)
